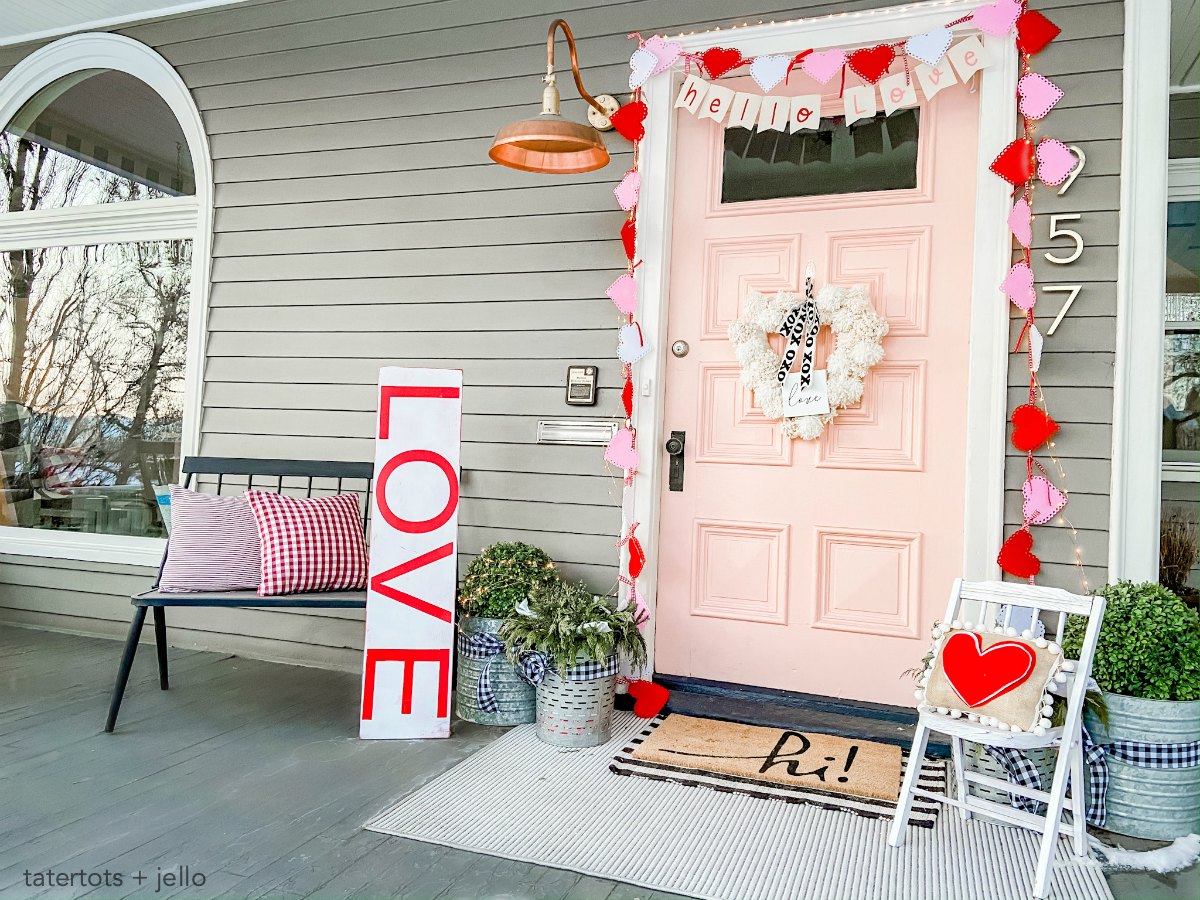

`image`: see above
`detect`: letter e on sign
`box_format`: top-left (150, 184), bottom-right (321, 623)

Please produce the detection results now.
top-left (360, 367), bottom-right (463, 739)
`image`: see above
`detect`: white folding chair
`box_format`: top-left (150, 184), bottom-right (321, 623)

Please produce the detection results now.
top-left (887, 579), bottom-right (1106, 900)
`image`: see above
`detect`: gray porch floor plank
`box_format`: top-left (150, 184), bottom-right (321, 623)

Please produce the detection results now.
top-left (2, 625), bottom-right (1193, 900)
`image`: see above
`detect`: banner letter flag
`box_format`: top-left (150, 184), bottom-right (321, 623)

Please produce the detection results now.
top-left (698, 83), bottom-right (735, 122)
top-left (758, 96), bottom-right (790, 132)
top-left (914, 61), bottom-right (957, 99)
top-left (361, 367), bottom-right (463, 739)
top-left (946, 36), bottom-right (992, 82)
top-left (879, 72), bottom-right (918, 116)
top-left (790, 94), bottom-right (821, 131)
top-left (728, 92), bottom-right (763, 130)
top-left (674, 73), bottom-right (708, 113)
top-left (843, 84), bottom-right (877, 126)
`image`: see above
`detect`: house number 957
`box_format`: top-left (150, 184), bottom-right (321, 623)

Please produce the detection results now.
top-left (1042, 146), bottom-right (1086, 336)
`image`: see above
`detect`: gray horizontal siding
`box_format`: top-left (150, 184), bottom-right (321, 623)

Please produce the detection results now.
top-left (0, 0), bottom-right (1125, 670)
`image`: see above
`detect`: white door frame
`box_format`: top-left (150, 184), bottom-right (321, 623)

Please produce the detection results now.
top-left (630, 0), bottom-right (1017, 673)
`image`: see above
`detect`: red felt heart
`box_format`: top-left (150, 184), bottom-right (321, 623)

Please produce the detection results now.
top-left (700, 47), bottom-right (745, 78)
top-left (847, 44), bottom-right (895, 85)
top-left (621, 378), bottom-right (634, 418)
top-left (998, 528), bottom-right (1041, 579)
top-left (610, 101), bottom-right (648, 142)
top-left (990, 138), bottom-right (1034, 186)
top-left (941, 631), bottom-right (1037, 707)
top-left (626, 679), bottom-right (669, 718)
top-left (1016, 10), bottom-right (1061, 55)
top-left (628, 534), bottom-right (646, 579)
top-left (621, 219), bottom-right (636, 261)
top-left (1011, 403), bottom-right (1059, 452)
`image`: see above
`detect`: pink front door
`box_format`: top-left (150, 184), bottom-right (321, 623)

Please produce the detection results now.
top-left (654, 71), bottom-right (981, 706)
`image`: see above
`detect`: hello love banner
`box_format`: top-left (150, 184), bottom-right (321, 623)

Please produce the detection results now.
top-left (674, 35), bottom-right (993, 131)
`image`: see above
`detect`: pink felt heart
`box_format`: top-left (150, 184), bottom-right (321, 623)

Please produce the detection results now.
top-left (1018, 73), bottom-right (1064, 120)
top-left (1037, 139), bottom-right (1077, 187)
top-left (801, 48), bottom-right (847, 85)
top-left (604, 427), bottom-right (639, 471)
top-left (1008, 197), bottom-right (1032, 248)
top-left (631, 585), bottom-right (649, 631)
top-left (607, 273), bottom-right (637, 314)
top-left (1023, 475), bottom-right (1067, 525)
top-left (1001, 262), bottom-right (1036, 311)
top-left (614, 170), bottom-right (640, 211)
top-left (643, 36), bottom-right (682, 76)
top-left (973, 0), bottom-right (1021, 36)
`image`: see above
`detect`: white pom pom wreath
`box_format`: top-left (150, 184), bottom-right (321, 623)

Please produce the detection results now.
top-left (728, 285), bottom-right (888, 440)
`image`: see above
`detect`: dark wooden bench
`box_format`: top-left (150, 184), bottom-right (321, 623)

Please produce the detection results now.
top-left (104, 457), bottom-right (373, 733)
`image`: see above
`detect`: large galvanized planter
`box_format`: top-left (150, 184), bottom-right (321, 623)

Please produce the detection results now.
top-left (535, 656), bottom-right (617, 749)
top-left (963, 741), bottom-right (1056, 806)
top-left (1085, 690), bottom-right (1200, 840)
top-left (454, 616), bottom-right (536, 727)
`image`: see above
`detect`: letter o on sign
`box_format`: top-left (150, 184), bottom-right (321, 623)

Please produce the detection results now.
top-left (376, 449), bottom-right (459, 534)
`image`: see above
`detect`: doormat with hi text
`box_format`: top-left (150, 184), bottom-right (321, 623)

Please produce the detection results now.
top-left (610, 714), bottom-right (945, 827)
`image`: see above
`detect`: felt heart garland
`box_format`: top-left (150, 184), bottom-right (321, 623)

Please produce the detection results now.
top-left (1016, 9), bottom-right (1061, 55)
top-left (847, 45), bottom-right (895, 84)
top-left (1011, 404), bottom-right (1059, 452)
top-left (990, 139), bottom-right (1034, 185)
top-left (998, 528), bottom-right (1041, 579)
top-left (621, 219), bottom-right (636, 261)
top-left (611, 101), bottom-right (648, 141)
top-left (621, 378), bottom-right (634, 418)
top-left (700, 47), bottom-right (744, 78)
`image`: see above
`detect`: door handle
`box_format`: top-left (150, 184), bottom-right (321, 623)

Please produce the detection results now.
top-left (665, 431), bottom-right (685, 492)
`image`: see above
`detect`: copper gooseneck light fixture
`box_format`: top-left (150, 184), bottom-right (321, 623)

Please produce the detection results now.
top-left (489, 19), bottom-right (618, 174)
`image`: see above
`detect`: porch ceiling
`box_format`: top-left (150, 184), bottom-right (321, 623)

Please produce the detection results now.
top-left (0, 0), bottom-right (252, 48)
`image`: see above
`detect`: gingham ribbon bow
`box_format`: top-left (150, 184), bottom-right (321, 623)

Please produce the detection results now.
top-left (456, 632), bottom-right (545, 713)
top-left (988, 728), bottom-right (1200, 827)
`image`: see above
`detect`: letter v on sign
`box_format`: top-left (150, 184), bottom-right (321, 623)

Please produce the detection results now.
top-left (370, 542), bottom-right (455, 622)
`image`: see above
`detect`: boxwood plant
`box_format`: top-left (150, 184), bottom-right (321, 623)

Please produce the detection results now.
top-left (1064, 581), bottom-right (1200, 701)
top-left (499, 579), bottom-right (647, 676)
top-left (458, 542), bottom-right (561, 620)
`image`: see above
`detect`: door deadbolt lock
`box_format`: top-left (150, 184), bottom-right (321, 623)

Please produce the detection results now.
top-left (671, 340), bottom-right (689, 358)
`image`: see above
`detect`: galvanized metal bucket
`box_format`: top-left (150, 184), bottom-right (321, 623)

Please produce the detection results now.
top-left (535, 657), bottom-right (616, 748)
top-left (454, 616), bottom-right (536, 727)
top-left (1085, 690), bottom-right (1200, 840)
top-left (963, 741), bottom-right (1056, 806)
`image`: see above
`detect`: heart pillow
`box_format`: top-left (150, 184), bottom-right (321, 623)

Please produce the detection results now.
top-left (921, 626), bottom-right (1063, 733)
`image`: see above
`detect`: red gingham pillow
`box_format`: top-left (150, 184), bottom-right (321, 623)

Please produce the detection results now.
top-left (244, 490), bottom-right (368, 596)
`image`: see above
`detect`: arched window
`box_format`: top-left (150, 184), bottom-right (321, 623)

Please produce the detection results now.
top-left (0, 34), bottom-right (211, 564)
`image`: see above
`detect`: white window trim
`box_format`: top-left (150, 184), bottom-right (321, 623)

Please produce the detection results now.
top-left (1109, 0), bottom-right (1172, 581)
top-left (1161, 157), bottom-right (1200, 485)
top-left (0, 33), bottom-right (213, 569)
top-left (632, 0), bottom-right (1016, 673)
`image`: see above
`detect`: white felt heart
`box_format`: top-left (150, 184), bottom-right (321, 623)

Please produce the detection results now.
top-left (750, 54), bottom-right (791, 91)
top-left (617, 323), bottom-right (651, 363)
top-left (1029, 322), bottom-right (1044, 373)
top-left (629, 48), bottom-right (657, 89)
top-left (905, 28), bottom-right (952, 67)
top-left (621, 485), bottom-right (636, 527)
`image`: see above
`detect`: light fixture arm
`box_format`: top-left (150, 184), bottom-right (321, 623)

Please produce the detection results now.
top-left (545, 18), bottom-right (607, 117)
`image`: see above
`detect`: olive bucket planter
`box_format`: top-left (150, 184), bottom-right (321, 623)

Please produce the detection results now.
top-left (535, 654), bottom-right (618, 748)
top-left (1085, 690), bottom-right (1200, 840)
top-left (454, 616), bottom-right (536, 726)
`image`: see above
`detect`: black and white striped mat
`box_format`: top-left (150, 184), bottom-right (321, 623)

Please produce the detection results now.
top-left (610, 715), bottom-right (946, 827)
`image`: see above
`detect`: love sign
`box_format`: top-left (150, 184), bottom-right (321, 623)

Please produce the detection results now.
top-left (360, 367), bottom-right (463, 739)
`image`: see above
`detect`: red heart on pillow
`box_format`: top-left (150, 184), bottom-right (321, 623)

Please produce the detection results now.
top-left (1016, 10), bottom-right (1061, 55)
top-left (627, 679), bottom-right (669, 718)
top-left (990, 138), bottom-right (1034, 186)
top-left (621, 219), bottom-right (636, 261)
top-left (1011, 403), bottom-right (1059, 452)
top-left (621, 378), bottom-right (634, 418)
top-left (941, 631), bottom-right (1036, 707)
top-left (847, 45), bottom-right (895, 84)
top-left (610, 101), bottom-right (648, 142)
top-left (628, 533), bottom-right (646, 579)
top-left (998, 528), bottom-right (1041, 579)
top-left (701, 47), bottom-right (745, 78)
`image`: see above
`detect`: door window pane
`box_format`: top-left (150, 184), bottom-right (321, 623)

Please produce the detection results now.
top-left (1164, 200), bottom-right (1200, 462)
top-left (0, 240), bottom-right (190, 537)
top-left (721, 108), bottom-right (920, 204)
top-left (2, 69), bottom-right (195, 211)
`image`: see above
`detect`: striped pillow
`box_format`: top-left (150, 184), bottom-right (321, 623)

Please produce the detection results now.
top-left (245, 490), bottom-right (368, 596)
top-left (158, 486), bottom-right (261, 592)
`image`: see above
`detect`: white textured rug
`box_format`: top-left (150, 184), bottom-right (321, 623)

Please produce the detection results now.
top-left (365, 713), bottom-right (1112, 900)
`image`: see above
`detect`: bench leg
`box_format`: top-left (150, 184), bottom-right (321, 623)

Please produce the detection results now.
top-left (152, 606), bottom-right (169, 690)
top-left (105, 606), bottom-right (147, 733)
